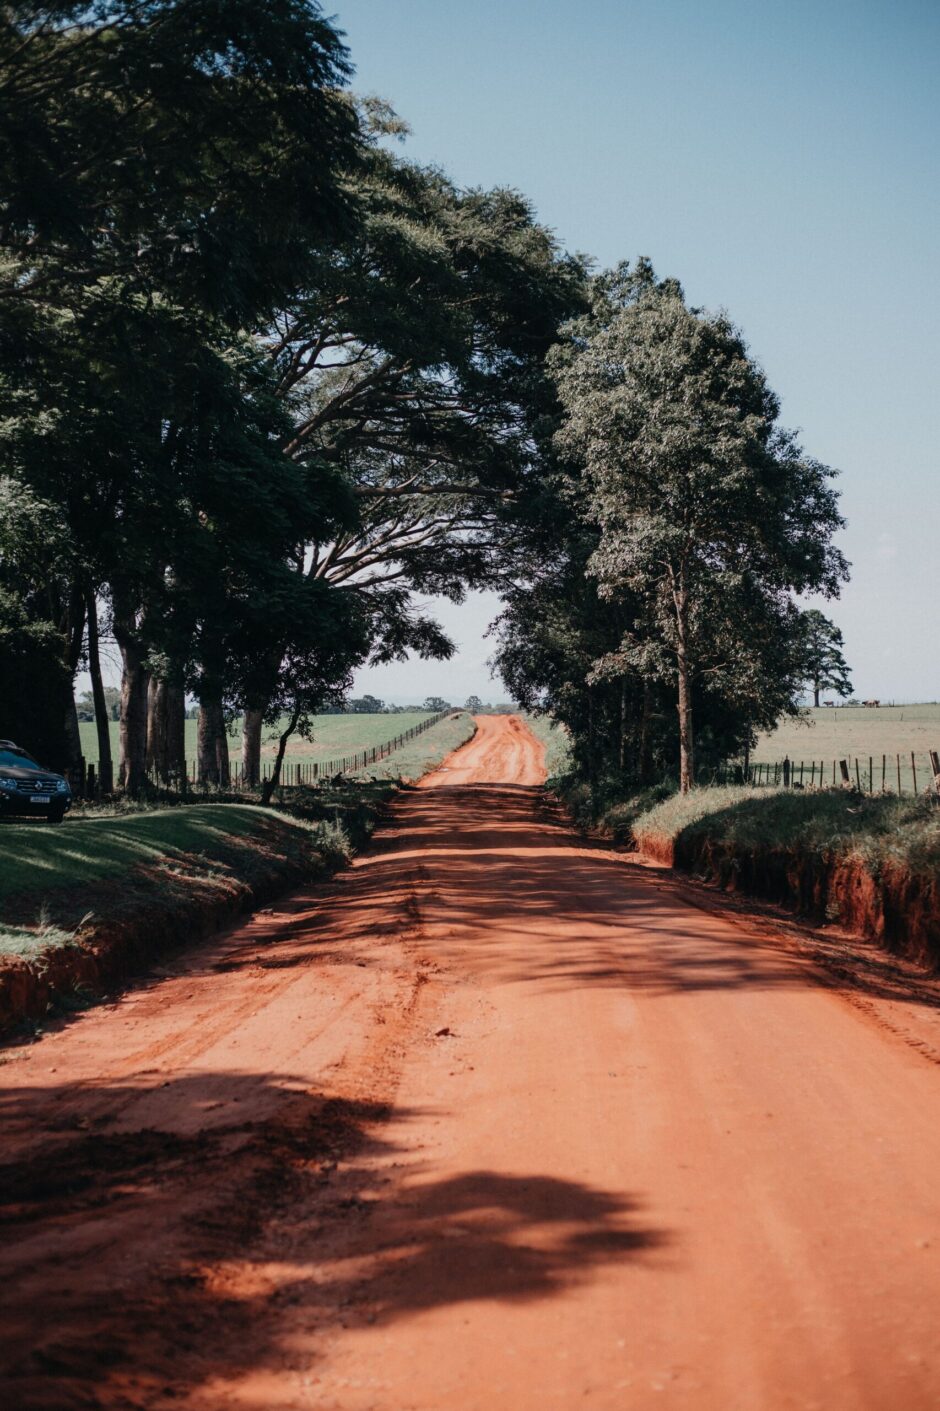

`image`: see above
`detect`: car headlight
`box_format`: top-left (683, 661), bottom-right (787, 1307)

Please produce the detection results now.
top-left (56, 779), bottom-right (69, 792)
top-left (0, 776), bottom-right (16, 792)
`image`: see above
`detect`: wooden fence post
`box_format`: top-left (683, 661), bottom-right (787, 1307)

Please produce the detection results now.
top-left (912, 751), bottom-right (918, 795)
top-left (929, 750), bottom-right (940, 796)
top-left (839, 759), bottom-right (850, 785)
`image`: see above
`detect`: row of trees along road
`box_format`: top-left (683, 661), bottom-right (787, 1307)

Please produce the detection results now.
top-left (493, 263), bottom-right (850, 792)
top-left (0, 6), bottom-right (851, 797)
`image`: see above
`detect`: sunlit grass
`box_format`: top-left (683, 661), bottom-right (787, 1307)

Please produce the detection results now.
top-left (353, 711), bottom-right (475, 781)
top-left (522, 714), bottom-right (572, 778)
top-left (77, 710), bottom-right (438, 768)
top-left (632, 784), bottom-right (940, 875)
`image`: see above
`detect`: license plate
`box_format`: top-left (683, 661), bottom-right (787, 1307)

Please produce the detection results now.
top-left (30, 795), bottom-right (51, 804)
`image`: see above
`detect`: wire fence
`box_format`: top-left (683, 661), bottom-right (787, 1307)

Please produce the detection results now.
top-left (716, 749), bottom-right (940, 797)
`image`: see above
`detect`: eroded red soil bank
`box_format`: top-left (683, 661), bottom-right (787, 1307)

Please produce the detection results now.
top-left (640, 831), bottom-right (940, 969)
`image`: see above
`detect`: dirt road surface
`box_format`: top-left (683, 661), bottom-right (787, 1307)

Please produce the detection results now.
top-left (2, 713), bottom-right (940, 1410)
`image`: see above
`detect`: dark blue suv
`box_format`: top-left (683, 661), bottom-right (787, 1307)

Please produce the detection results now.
top-left (0, 740), bottom-right (72, 823)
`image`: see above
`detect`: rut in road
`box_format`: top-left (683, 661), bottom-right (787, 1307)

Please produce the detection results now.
top-left (1, 713), bottom-right (940, 1411)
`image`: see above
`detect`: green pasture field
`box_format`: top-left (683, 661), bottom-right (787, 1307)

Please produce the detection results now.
top-left (78, 710), bottom-right (435, 769)
top-left (352, 711), bottom-right (475, 781)
top-left (753, 704), bottom-right (940, 794)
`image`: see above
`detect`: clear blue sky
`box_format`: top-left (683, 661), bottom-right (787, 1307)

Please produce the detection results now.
top-left (340, 0), bottom-right (939, 705)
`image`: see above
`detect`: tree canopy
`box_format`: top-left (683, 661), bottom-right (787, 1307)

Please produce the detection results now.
top-left (493, 262), bottom-right (849, 793)
top-left (0, 11), bottom-right (849, 799)
top-left (799, 609), bottom-right (853, 707)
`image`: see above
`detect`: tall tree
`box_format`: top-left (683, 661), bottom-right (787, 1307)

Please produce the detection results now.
top-left (0, 0), bottom-right (364, 778)
top-left (238, 135), bottom-right (588, 779)
top-left (550, 263), bottom-right (848, 791)
top-left (798, 608), bottom-right (852, 707)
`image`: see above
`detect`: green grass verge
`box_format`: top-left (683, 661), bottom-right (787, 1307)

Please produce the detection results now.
top-left (349, 710), bottom-right (475, 781)
top-left (0, 783), bottom-right (396, 960)
top-left (0, 708), bottom-right (474, 965)
top-left (522, 714), bottom-right (573, 778)
top-left (632, 785), bottom-right (940, 876)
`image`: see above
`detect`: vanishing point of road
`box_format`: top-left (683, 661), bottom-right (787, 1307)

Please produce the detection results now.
top-left (2, 714), bottom-right (940, 1410)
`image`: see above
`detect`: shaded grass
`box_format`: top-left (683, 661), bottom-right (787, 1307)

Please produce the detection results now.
top-left (0, 786), bottom-right (395, 961)
top-left (0, 805), bottom-right (305, 910)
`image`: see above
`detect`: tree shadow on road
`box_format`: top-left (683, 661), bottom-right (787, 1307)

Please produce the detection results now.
top-left (323, 782), bottom-right (940, 1011)
top-left (0, 1066), bottom-right (666, 1410)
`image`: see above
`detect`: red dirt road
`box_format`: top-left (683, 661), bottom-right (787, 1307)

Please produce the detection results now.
top-left (2, 714), bottom-right (940, 1410)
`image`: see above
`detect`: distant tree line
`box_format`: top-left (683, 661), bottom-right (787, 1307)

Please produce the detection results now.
top-left (0, 4), bottom-right (850, 796)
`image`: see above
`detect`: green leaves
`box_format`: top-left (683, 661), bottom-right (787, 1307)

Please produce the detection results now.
top-left (498, 259), bottom-right (850, 789)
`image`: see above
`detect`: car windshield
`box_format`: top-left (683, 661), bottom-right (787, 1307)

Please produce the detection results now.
top-left (0, 748), bottom-right (41, 771)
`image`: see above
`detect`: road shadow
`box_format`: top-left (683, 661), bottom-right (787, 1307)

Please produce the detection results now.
top-left (278, 783), bottom-right (817, 999)
top-left (0, 1066), bottom-right (664, 1409)
top-left (304, 781), bottom-right (940, 1010)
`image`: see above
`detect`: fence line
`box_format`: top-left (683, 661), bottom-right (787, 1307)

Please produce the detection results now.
top-left (70, 710), bottom-right (457, 798)
top-left (715, 748), bottom-right (940, 797)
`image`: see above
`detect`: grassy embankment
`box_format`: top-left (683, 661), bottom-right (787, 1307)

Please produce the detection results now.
top-left (522, 713), bottom-right (574, 778)
top-left (0, 712), bottom-right (474, 1030)
top-left (533, 708), bottom-right (940, 968)
top-left (632, 786), bottom-right (940, 965)
top-left (345, 709), bottom-right (474, 781)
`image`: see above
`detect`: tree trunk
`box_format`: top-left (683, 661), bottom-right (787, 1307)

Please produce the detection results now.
top-left (260, 710), bottom-right (299, 806)
top-left (112, 596), bottom-right (150, 795)
top-left (813, 680), bottom-right (820, 708)
top-left (118, 643), bottom-right (150, 795)
top-left (675, 578), bottom-right (694, 794)
top-left (637, 681), bottom-right (652, 785)
top-left (197, 698), bottom-right (230, 787)
top-left (147, 678), bottom-right (170, 782)
top-left (166, 685), bottom-right (186, 785)
top-left (585, 685), bottom-right (596, 785)
top-left (62, 581), bottom-right (87, 775)
top-left (86, 590), bottom-right (114, 793)
top-left (64, 691), bottom-right (83, 779)
top-left (242, 707), bottom-right (264, 788)
top-left (618, 679), bottom-right (628, 773)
